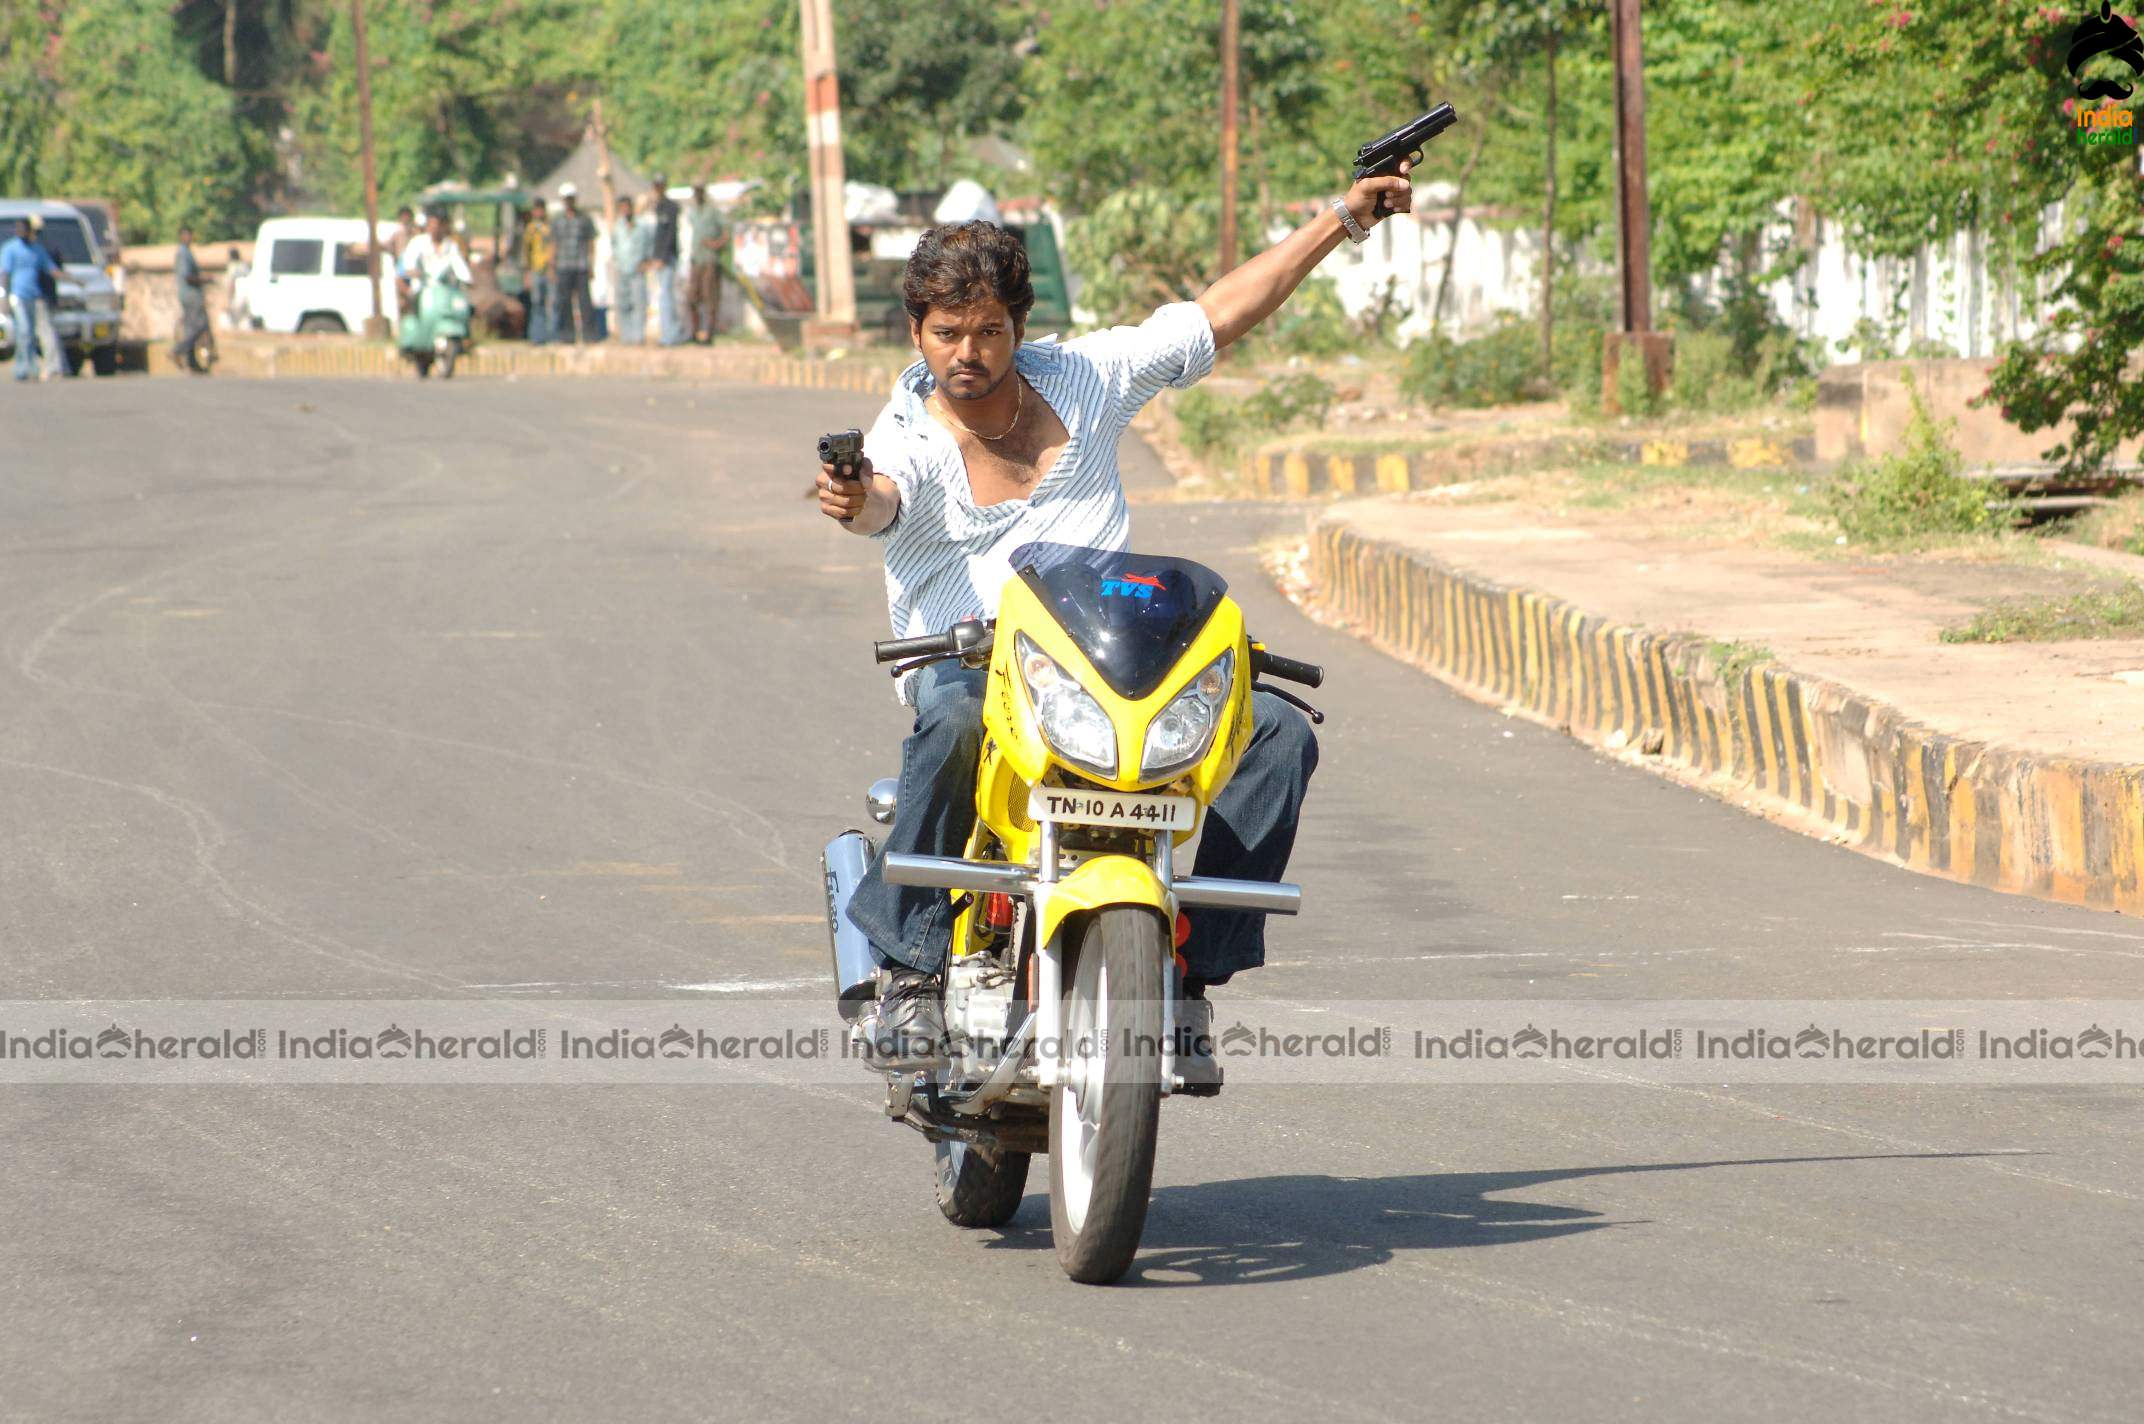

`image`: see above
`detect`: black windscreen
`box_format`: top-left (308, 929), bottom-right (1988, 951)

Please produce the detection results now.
top-left (1012, 543), bottom-right (1229, 700)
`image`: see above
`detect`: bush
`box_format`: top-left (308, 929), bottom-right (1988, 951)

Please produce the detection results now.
top-left (1612, 339), bottom-right (1660, 419)
top-left (1171, 373), bottom-right (1336, 462)
top-left (1401, 318), bottom-right (1543, 409)
top-left (1826, 377), bottom-right (2015, 546)
top-left (1668, 330), bottom-right (1750, 412)
top-left (1173, 388), bottom-right (1240, 460)
top-left (1068, 188), bottom-right (1217, 327)
top-left (1256, 277), bottom-right (1358, 359)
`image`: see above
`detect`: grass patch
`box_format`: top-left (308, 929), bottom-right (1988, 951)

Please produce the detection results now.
top-left (1939, 581), bottom-right (2144, 643)
top-left (1705, 638), bottom-right (1775, 682)
top-left (1824, 376), bottom-right (2019, 549)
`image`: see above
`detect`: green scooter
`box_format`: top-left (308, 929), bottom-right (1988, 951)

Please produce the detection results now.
top-left (398, 274), bottom-right (472, 379)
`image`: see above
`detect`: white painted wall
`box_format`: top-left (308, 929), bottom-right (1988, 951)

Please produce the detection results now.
top-left (1316, 172), bottom-right (2131, 358)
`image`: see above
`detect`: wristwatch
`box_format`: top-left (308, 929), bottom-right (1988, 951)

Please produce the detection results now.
top-left (1332, 198), bottom-right (1369, 244)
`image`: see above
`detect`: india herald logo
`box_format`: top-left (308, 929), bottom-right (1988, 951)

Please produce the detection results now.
top-left (2071, 2), bottom-right (2144, 100)
top-left (1100, 572), bottom-right (1165, 600)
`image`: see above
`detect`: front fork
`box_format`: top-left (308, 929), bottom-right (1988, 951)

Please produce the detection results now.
top-left (1028, 823), bottom-right (1178, 1095)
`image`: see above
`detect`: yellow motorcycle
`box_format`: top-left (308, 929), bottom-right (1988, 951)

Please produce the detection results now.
top-left (822, 541), bottom-right (1323, 1283)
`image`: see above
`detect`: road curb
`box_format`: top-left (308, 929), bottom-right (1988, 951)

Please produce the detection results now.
top-left (1242, 432), bottom-right (1819, 496)
top-left (1305, 517), bottom-right (2144, 916)
top-left (127, 338), bottom-right (895, 395)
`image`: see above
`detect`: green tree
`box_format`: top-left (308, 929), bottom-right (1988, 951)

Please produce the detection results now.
top-left (45, 0), bottom-right (260, 239)
top-left (0, 5), bottom-right (61, 200)
top-left (1023, 0), bottom-right (1325, 217)
top-left (834, 0), bottom-right (1026, 190)
top-left (588, 0), bottom-right (802, 195)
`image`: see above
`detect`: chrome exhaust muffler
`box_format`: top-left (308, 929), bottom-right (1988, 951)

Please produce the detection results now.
top-left (822, 831), bottom-right (882, 1021)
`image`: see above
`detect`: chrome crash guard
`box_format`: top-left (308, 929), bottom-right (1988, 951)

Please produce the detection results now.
top-left (883, 831), bottom-right (1300, 1099)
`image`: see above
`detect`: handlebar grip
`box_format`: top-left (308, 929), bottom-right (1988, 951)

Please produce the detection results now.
top-left (874, 633), bottom-right (952, 664)
top-left (1254, 649), bottom-right (1325, 688)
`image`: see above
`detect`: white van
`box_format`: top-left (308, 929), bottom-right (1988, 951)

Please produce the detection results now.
top-left (243, 217), bottom-right (401, 334)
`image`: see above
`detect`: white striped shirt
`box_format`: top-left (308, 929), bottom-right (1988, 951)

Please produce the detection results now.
top-left (863, 301), bottom-right (1218, 704)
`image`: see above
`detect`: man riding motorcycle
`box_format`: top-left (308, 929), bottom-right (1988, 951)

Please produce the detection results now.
top-left (397, 209), bottom-right (472, 306)
top-left (817, 161), bottom-right (1415, 1072)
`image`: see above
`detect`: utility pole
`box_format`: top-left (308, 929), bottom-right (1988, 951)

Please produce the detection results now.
top-left (798, 0), bottom-right (857, 345)
top-left (351, 0), bottom-right (388, 339)
top-left (1218, 0), bottom-right (1241, 275)
top-left (1540, 27), bottom-right (1558, 379)
top-left (592, 98), bottom-right (619, 223)
top-left (1610, 0), bottom-right (1654, 334)
top-left (1605, 0), bottom-right (1668, 410)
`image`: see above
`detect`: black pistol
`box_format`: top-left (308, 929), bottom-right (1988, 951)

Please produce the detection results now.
top-left (817, 428), bottom-right (865, 481)
top-left (1352, 102), bottom-right (1458, 216)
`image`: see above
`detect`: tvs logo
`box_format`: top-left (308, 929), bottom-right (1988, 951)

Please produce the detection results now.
top-left (2070, 2), bottom-right (2144, 100)
top-left (1100, 572), bottom-right (1165, 600)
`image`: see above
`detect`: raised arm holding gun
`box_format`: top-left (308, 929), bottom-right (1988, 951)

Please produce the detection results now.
top-left (815, 106), bottom-right (1456, 532)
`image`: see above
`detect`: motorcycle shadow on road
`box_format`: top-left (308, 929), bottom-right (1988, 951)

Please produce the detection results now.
top-left (979, 1150), bottom-right (2012, 1288)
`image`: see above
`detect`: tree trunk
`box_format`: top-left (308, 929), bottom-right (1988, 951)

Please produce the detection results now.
top-left (224, 0), bottom-right (239, 86)
top-left (1431, 124), bottom-right (1491, 339)
top-left (1540, 29), bottom-right (1558, 379)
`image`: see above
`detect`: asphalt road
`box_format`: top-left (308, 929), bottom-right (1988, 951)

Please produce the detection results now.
top-left (3, 377), bottom-right (2140, 1423)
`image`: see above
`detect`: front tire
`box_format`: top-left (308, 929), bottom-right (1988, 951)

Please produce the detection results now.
top-left (934, 1140), bottom-right (1029, 1228)
top-left (439, 337), bottom-right (461, 379)
top-left (1049, 906), bottom-right (1164, 1284)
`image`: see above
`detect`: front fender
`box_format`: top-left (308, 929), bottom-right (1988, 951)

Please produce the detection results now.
top-left (1035, 856), bottom-right (1170, 950)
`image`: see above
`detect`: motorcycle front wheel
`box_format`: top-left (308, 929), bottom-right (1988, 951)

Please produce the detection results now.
top-left (1049, 905), bottom-right (1164, 1284)
top-left (439, 337), bottom-right (461, 380)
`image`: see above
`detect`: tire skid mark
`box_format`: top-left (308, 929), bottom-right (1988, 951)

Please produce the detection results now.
top-left (0, 757), bottom-right (460, 990)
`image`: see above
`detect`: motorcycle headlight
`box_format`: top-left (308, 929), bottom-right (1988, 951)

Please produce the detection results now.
top-left (1140, 650), bottom-right (1233, 779)
top-left (1017, 633), bottom-right (1116, 778)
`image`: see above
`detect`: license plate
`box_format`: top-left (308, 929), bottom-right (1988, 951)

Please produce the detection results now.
top-left (1028, 786), bottom-right (1195, 831)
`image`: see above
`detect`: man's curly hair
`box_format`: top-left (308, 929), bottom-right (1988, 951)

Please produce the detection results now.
top-left (901, 221), bottom-right (1035, 327)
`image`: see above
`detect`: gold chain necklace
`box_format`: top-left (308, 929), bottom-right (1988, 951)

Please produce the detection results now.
top-left (935, 375), bottom-right (1025, 443)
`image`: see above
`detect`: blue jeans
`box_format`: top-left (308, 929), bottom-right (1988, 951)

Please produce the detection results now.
top-left (655, 262), bottom-right (684, 345)
top-left (525, 273), bottom-right (553, 344)
top-left (612, 265), bottom-right (645, 344)
top-left (10, 295), bottom-right (35, 380)
top-left (845, 662), bottom-right (1318, 985)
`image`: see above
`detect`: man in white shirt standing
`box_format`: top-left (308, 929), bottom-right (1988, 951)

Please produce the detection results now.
top-left (818, 160), bottom-right (1415, 1069)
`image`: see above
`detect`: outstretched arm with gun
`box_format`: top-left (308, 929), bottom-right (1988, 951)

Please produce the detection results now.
top-left (1195, 103), bottom-right (1457, 351)
top-left (815, 428), bottom-right (900, 536)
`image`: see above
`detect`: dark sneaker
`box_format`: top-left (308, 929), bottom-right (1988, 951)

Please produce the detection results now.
top-left (1174, 994), bottom-right (1222, 1095)
top-left (863, 969), bottom-right (950, 1070)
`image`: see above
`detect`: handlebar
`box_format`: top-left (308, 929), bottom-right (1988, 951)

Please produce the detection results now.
top-left (873, 632), bottom-right (955, 664)
top-left (1252, 647), bottom-right (1325, 689)
top-left (874, 618), bottom-right (994, 668)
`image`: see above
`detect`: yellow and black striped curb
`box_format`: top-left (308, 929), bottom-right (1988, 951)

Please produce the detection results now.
top-left (1308, 520), bottom-right (2144, 916)
top-left (1242, 432), bottom-right (1819, 497)
top-left (132, 339), bottom-right (894, 395)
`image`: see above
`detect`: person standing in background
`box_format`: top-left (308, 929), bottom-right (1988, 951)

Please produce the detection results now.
top-left (521, 198), bottom-right (553, 345)
top-left (172, 225), bottom-right (212, 375)
top-left (686, 184), bottom-right (728, 344)
top-left (548, 184), bottom-right (597, 345)
top-left (609, 194), bottom-right (650, 345)
top-left (222, 246), bottom-right (251, 332)
top-left (29, 217), bottom-right (70, 378)
top-left (386, 206), bottom-right (418, 270)
top-left (649, 174), bottom-right (684, 347)
top-left (3, 217), bottom-right (60, 382)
